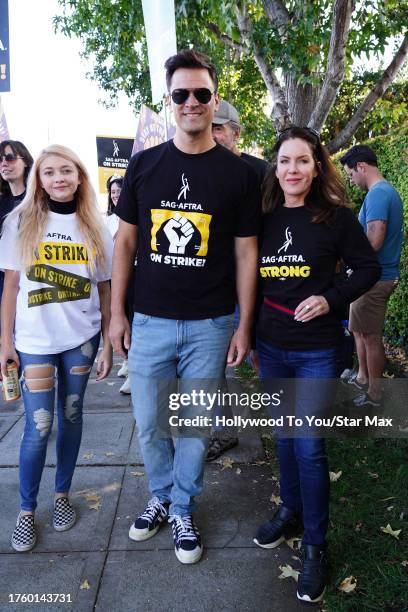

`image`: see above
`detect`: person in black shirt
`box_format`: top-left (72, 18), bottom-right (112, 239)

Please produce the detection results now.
top-left (110, 50), bottom-right (260, 564)
top-left (0, 140), bottom-right (33, 308)
top-left (212, 100), bottom-right (269, 184)
top-left (252, 127), bottom-right (380, 603)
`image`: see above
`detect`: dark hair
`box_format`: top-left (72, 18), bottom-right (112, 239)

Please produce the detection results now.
top-left (262, 126), bottom-right (349, 223)
top-left (339, 144), bottom-right (378, 169)
top-left (106, 175), bottom-right (123, 215)
top-left (0, 140), bottom-right (34, 195)
top-left (165, 50), bottom-right (218, 91)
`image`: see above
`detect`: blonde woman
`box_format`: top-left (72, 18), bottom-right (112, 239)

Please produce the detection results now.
top-left (0, 145), bottom-right (113, 552)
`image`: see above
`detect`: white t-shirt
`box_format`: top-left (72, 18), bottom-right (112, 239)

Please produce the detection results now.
top-left (105, 213), bottom-right (119, 240)
top-left (0, 211), bottom-right (113, 354)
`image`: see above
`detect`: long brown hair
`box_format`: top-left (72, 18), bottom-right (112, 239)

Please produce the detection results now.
top-left (262, 127), bottom-right (349, 223)
top-left (6, 144), bottom-right (108, 274)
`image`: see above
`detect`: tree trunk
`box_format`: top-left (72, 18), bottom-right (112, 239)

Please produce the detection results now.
top-left (284, 74), bottom-right (320, 126)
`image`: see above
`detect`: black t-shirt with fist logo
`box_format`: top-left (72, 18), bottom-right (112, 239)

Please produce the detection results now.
top-left (115, 140), bottom-right (261, 319)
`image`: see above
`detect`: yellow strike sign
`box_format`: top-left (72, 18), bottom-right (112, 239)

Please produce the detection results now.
top-left (35, 242), bottom-right (89, 265)
top-left (150, 210), bottom-right (212, 257)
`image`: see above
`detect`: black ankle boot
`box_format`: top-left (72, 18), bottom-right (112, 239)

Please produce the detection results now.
top-left (253, 506), bottom-right (303, 549)
top-left (297, 544), bottom-right (328, 603)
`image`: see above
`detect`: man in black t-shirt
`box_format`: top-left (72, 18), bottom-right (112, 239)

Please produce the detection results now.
top-left (110, 50), bottom-right (260, 565)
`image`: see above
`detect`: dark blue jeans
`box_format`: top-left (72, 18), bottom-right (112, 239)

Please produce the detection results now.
top-left (257, 338), bottom-right (339, 547)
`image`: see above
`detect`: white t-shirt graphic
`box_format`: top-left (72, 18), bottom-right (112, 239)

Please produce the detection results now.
top-left (0, 211), bottom-right (113, 354)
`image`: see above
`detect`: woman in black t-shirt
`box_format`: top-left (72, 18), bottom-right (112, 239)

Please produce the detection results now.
top-left (0, 140), bottom-right (34, 310)
top-left (252, 127), bottom-right (380, 604)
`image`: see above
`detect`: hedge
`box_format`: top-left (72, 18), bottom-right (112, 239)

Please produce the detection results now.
top-left (335, 124), bottom-right (408, 349)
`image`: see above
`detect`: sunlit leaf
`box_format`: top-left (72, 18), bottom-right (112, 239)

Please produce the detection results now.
top-left (278, 564), bottom-right (299, 582)
top-left (329, 470), bottom-right (342, 482)
top-left (380, 524), bottom-right (401, 539)
top-left (338, 575), bottom-right (357, 593)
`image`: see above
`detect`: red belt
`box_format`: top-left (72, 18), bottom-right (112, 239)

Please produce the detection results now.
top-left (264, 297), bottom-right (295, 317)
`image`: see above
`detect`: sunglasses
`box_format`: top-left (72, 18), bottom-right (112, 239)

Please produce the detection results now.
top-left (170, 88), bottom-right (215, 105)
top-left (0, 153), bottom-right (23, 163)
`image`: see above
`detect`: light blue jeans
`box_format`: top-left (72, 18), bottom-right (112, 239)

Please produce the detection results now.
top-left (18, 333), bottom-right (100, 511)
top-left (128, 312), bottom-right (234, 515)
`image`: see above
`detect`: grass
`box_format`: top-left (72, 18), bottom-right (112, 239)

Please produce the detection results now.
top-left (236, 362), bottom-right (408, 611)
top-left (261, 436), bottom-right (408, 611)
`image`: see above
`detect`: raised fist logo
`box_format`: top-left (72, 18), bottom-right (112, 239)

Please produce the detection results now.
top-left (163, 213), bottom-right (195, 254)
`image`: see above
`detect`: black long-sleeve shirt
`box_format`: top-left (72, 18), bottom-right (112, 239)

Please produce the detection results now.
top-left (256, 204), bottom-right (381, 350)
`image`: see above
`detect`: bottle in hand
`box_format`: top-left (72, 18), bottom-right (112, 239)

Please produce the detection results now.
top-left (2, 360), bottom-right (21, 402)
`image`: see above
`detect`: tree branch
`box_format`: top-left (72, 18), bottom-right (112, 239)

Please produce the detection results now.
top-left (327, 34), bottom-right (408, 153)
top-left (262, 0), bottom-right (290, 32)
top-left (235, 4), bottom-right (291, 131)
top-left (309, 0), bottom-right (354, 132)
top-left (205, 22), bottom-right (246, 54)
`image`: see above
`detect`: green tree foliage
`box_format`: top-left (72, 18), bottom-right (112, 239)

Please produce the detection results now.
top-left (54, 1), bottom-right (408, 151)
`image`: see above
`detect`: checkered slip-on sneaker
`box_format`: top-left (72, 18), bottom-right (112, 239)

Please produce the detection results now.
top-left (11, 512), bottom-right (37, 552)
top-left (53, 497), bottom-right (76, 532)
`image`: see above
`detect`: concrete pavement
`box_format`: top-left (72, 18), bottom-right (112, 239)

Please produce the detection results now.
top-left (0, 353), bottom-right (305, 612)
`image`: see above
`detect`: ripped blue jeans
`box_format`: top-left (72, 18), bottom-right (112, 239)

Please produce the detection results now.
top-left (17, 333), bottom-right (100, 511)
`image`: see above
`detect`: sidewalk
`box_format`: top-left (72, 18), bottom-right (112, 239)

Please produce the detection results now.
top-left (0, 353), bottom-right (305, 612)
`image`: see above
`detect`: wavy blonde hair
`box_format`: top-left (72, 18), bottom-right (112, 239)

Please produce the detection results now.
top-left (6, 144), bottom-right (107, 274)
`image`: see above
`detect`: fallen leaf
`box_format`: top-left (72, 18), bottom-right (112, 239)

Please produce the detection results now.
top-left (88, 501), bottom-right (102, 511)
top-left (210, 481), bottom-right (219, 485)
top-left (82, 453), bottom-right (94, 460)
top-left (105, 452), bottom-right (115, 457)
top-left (383, 371), bottom-right (394, 378)
top-left (101, 483), bottom-right (121, 493)
top-left (236, 468), bottom-right (242, 475)
top-left (387, 506), bottom-right (394, 511)
top-left (338, 575), bottom-right (357, 593)
top-left (278, 564), bottom-right (299, 582)
top-left (221, 457), bottom-right (234, 470)
top-left (329, 470), bottom-right (342, 482)
top-left (286, 537), bottom-right (302, 550)
top-left (401, 560), bottom-right (408, 567)
top-left (368, 472), bottom-right (379, 479)
top-left (380, 524), bottom-right (401, 539)
top-left (130, 471), bottom-right (144, 477)
top-left (270, 493), bottom-right (282, 505)
top-left (107, 382), bottom-right (115, 386)
top-left (80, 580), bottom-right (91, 590)
top-left (355, 522), bottom-right (363, 532)
top-left (255, 460), bottom-right (266, 465)
top-left (380, 496), bottom-right (396, 501)
top-left (85, 493), bottom-right (101, 504)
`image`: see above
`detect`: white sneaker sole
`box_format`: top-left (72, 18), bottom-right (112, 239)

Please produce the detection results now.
top-left (174, 545), bottom-right (203, 564)
top-left (53, 515), bottom-right (76, 532)
top-left (11, 535), bottom-right (37, 552)
top-left (297, 587), bottom-right (326, 603)
top-left (253, 535), bottom-right (285, 549)
top-left (128, 523), bottom-right (160, 541)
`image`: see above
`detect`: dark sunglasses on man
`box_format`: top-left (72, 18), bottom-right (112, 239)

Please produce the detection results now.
top-left (170, 88), bottom-right (215, 105)
top-left (0, 153), bottom-right (23, 163)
